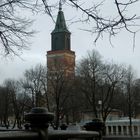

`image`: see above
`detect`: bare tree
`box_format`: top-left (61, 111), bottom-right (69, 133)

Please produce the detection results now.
top-left (0, 86), bottom-right (11, 128)
top-left (23, 64), bottom-right (45, 107)
top-left (132, 79), bottom-right (140, 117)
top-left (67, 77), bottom-right (87, 123)
top-left (77, 50), bottom-right (128, 123)
top-left (124, 65), bottom-right (136, 136)
top-left (99, 63), bottom-right (127, 122)
top-left (76, 50), bottom-right (103, 118)
top-left (3, 79), bottom-right (30, 129)
top-left (47, 62), bottom-right (74, 129)
top-left (39, 66), bottom-right (51, 111)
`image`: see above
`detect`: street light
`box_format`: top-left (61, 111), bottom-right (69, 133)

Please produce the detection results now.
top-left (98, 100), bottom-right (102, 120)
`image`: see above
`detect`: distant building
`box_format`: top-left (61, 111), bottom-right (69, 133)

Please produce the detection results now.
top-left (80, 109), bottom-right (140, 136)
top-left (106, 118), bottom-right (140, 136)
top-left (81, 109), bottom-right (123, 122)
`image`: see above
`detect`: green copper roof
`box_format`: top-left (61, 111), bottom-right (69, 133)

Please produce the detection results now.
top-left (52, 9), bottom-right (70, 33)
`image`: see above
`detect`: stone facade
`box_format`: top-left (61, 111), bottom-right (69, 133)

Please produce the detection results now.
top-left (47, 50), bottom-right (75, 77)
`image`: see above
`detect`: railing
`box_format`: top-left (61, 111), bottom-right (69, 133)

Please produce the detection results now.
top-left (0, 107), bottom-right (100, 140)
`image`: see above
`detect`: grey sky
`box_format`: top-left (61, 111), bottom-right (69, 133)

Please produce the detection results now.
top-left (0, 1), bottom-right (140, 84)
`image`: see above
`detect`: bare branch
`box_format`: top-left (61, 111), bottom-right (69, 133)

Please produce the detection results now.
top-left (0, 0), bottom-right (36, 56)
top-left (67, 0), bottom-right (140, 46)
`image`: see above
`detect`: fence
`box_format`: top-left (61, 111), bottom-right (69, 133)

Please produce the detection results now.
top-left (0, 107), bottom-right (100, 140)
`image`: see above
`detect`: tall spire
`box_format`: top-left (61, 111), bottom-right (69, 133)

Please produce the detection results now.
top-left (51, 2), bottom-right (71, 51)
top-left (52, 1), bottom-right (70, 33)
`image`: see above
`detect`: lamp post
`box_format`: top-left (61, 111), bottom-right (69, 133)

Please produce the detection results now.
top-left (98, 100), bottom-right (102, 120)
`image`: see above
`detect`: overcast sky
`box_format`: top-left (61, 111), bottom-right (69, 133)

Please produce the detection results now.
top-left (0, 1), bottom-right (140, 84)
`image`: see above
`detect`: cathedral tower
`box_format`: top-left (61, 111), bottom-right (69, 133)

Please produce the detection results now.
top-left (47, 5), bottom-right (75, 77)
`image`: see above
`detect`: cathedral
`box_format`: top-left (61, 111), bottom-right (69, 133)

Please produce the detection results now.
top-left (46, 4), bottom-right (77, 124)
top-left (47, 5), bottom-right (75, 77)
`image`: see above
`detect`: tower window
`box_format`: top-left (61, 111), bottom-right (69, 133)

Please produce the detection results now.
top-left (66, 36), bottom-right (70, 50)
top-left (54, 37), bottom-right (58, 50)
